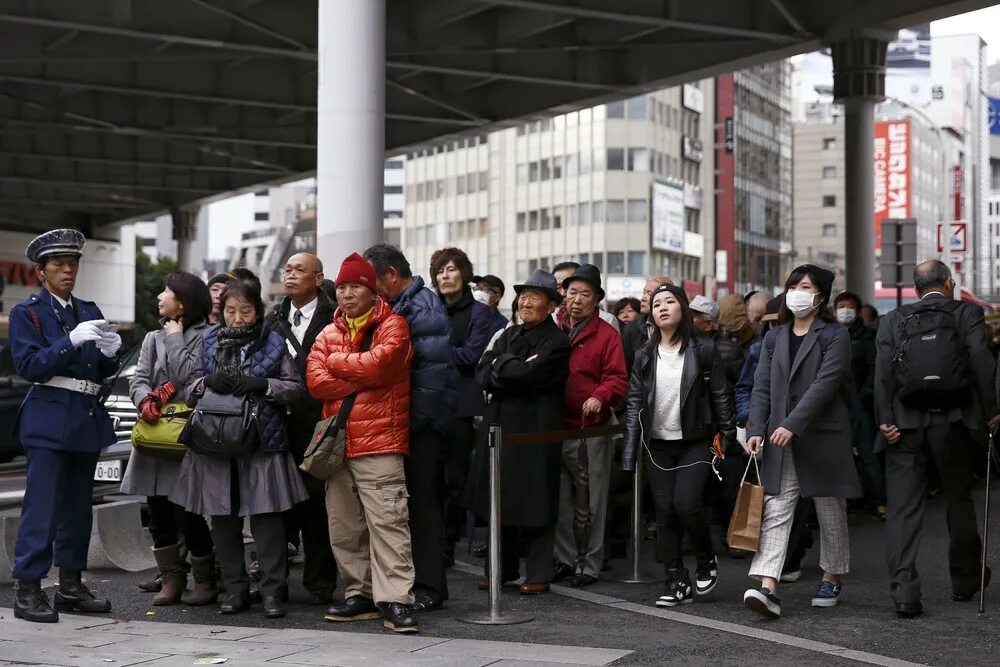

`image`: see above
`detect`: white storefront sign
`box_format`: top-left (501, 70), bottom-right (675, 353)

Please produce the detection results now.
top-left (651, 182), bottom-right (685, 254)
top-left (682, 84), bottom-right (704, 113)
top-left (683, 184), bottom-right (703, 210)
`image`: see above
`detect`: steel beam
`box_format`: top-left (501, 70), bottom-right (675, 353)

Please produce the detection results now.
top-left (386, 61), bottom-right (621, 91)
top-left (0, 198), bottom-right (152, 209)
top-left (186, 0), bottom-right (312, 51)
top-left (386, 79), bottom-right (485, 121)
top-left (385, 112), bottom-right (488, 127)
top-left (0, 151), bottom-right (286, 175)
top-left (0, 175), bottom-right (215, 194)
top-left (768, 0), bottom-right (811, 35)
top-left (461, 0), bottom-right (799, 43)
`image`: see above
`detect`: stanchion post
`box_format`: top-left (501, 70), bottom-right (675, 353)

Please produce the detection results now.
top-left (611, 452), bottom-right (661, 584)
top-left (461, 424), bottom-right (534, 625)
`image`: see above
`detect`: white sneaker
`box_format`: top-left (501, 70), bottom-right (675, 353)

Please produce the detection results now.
top-left (656, 579), bottom-right (694, 607)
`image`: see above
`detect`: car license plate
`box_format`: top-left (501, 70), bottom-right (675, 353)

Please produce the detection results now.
top-left (94, 459), bottom-right (122, 482)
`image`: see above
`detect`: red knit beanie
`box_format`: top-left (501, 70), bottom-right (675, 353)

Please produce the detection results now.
top-left (335, 252), bottom-right (377, 288)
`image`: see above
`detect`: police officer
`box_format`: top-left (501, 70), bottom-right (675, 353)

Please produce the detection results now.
top-left (9, 229), bottom-right (121, 623)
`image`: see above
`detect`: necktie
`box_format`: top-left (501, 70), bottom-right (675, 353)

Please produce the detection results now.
top-left (293, 309), bottom-right (303, 327)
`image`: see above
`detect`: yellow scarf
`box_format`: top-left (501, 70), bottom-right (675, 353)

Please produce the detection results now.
top-left (346, 307), bottom-right (374, 342)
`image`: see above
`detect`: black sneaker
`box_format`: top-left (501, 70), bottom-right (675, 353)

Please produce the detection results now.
top-left (13, 581), bottom-right (58, 623)
top-left (744, 587), bottom-right (781, 618)
top-left (325, 595), bottom-right (381, 622)
top-left (695, 557), bottom-right (719, 596)
top-left (383, 602), bottom-right (420, 634)
top-left (551, 563), bottom-right (576, 584)
top-left (656, 577), bottom-right (694, 607)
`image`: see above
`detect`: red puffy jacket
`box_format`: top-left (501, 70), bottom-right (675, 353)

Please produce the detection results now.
top-left (306, 298), bottom-right (413, 458)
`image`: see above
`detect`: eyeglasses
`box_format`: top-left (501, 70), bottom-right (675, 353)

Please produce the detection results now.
top-left (280, 268), bottom-right (318, 280)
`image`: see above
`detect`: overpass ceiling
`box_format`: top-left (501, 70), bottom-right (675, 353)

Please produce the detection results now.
top-left (0, 0), bottom-right (993, 237)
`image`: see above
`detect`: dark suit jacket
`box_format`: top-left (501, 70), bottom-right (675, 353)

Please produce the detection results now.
top-left (874, 293), bottom-right (997, 451)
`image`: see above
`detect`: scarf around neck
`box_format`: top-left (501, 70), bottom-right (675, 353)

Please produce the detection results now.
top-left (216, 321), bottom-right (262, 377)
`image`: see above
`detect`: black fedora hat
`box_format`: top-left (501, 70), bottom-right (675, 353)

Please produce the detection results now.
top-left (514, 269), bottom-right (563, 305)
top-left (561, 264), bottom-right (605, 300)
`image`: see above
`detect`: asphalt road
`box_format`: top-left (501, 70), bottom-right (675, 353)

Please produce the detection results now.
top-left (2, 486), bottom-right (999, 666)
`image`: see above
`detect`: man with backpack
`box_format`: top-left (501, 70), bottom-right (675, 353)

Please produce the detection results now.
top-left (875, 260), bottom-right (999, 618)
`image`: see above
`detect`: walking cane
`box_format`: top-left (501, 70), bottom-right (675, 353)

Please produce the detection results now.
top-left (980, 432), bottom-right (995, 614)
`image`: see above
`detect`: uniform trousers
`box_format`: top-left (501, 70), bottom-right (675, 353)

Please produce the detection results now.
top-left (554, 434), bottom-right (614, 577)
top-left (13, 447), bottom-right (99, 581)
top-left (325, 453), bottom-right (415, 605)
top-left (750, 448), bottom-right (850, 581)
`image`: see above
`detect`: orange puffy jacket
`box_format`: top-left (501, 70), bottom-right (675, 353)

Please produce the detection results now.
top-left (306, 298), bottom-right (413, 458)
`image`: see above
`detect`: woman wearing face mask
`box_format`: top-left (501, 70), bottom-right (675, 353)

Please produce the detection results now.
top-left (622, 284), bottom-right (736, 607)
top-left (833, 291), bottom-right (882, 519)
top-left (743, 265), bottom-right (861, 619)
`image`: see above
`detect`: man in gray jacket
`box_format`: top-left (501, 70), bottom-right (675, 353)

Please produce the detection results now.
top-left (875, 260), bottom-right (999, 618)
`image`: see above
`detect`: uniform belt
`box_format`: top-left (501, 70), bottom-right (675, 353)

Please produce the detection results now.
top-left (36, 376), bottom-right (103, 396)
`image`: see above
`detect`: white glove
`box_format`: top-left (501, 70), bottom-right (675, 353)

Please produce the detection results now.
top-left (96, 332), bottom-right (123, 358)
top-left (68, 321), bottom-right (104, 348)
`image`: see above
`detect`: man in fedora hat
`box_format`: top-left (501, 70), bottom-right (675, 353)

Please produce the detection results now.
top-left (8, 229), bottom-right (120, 623)
top-left (471, 269), bottom-right (571, 594)
top-left (552, 265), bottom-right (627, 587)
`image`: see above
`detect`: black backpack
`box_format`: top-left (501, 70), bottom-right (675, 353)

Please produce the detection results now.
top-left (893, 301), bottom-right (970, 409)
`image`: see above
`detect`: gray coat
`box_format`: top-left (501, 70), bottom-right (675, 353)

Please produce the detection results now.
top-left (120, 322), bottom-right (208, 497)
top-left (747, 319), bottom-right (862, 498)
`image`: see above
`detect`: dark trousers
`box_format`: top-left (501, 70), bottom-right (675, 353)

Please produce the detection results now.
top-left (13, 447), bottom-right (98, 581)
top-left (783, 500), bottom-right (814, 570)
top-left (146, 495), bottom-right (214, 557)
top-left (406, 428), bottom-right (449, 600)
top-left (212, 513), bottom-right (287, 597)
top-left (885, 422), bottom-right (982, 603)
top-left (857, 410), bottom-right (886, 508)
top-left (489, 525), bottom-right (556, 584)
top-left (644, 439), bottom-right (714, 573)
top-left (444, 418), bottom-right (475, 545)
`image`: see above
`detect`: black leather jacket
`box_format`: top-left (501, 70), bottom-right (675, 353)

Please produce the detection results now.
top-left (622, 335), bottom-right (737, 471)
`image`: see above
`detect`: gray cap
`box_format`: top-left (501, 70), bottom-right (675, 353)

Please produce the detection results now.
top-left (689, 295), bottom-right (719, 321)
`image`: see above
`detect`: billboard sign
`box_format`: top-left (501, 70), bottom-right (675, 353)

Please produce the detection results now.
top-left (682, 136), bottom-right (704, 163)
top-left (989, 97), bottom-right (1000, 135)
top-left (682, 84), bottom-right (704, 113)
top-left (873, 120), bottom-right (911, 249)
top-left (651, 182), bottom-right (685, 254)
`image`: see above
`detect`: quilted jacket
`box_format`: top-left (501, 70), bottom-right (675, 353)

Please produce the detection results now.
top-left (306, 298), bottom-right (413, 457)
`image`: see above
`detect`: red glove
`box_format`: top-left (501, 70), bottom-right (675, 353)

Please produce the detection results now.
top-left (148, 381), bottom-right (177, 406)
top-left (139, 396), bottom-right (161, 423)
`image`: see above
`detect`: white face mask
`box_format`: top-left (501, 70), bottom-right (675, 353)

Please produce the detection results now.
top-left (785, 289), bottom-right (817, 318)
top-left (472, 289), bottom-right (492, 306)
top-left (835, 307), bottom-right (856, 325)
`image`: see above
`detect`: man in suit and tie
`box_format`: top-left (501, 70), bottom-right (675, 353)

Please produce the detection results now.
top-left (265, 252), bottom-right (338, 604)
top-left (9, 229), bottom-right (121, 623)
top-left (875, 260), bottom-right (1000, 618)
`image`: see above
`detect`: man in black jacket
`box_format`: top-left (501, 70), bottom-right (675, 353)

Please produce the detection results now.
top-left (875, 260), bottom-right (999, 618)
top-left (265, 252), bottom-right (338, 604)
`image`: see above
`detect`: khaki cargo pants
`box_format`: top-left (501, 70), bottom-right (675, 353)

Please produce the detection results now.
top-left (325, 453), bottom-right (416, 605)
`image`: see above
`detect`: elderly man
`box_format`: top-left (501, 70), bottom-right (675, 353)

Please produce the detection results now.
top-left (621, 276), bottom-right (673, 373)
top-left (473, 269), bottom-right (571, 594)
top-left (265, 252), bottom-right (338, 604)
top-left (206, 273), bottom-right (234, 325)
top-left (363, 244), bottom-right (455, 612)
top-left (473, 274), bottom-right (509, 335)
top-left (745, 291), bottom-right (769, 334)
top-left (689, 296), bottom-right (719, 334)
top-left (306, 253), bottom-right (418, 633)
top-left (9, 229), bottom-right (121, 623)
top-left (551, 265), bottom-right (627, 587)
top-left (553, 262), bottom-right (619, 333)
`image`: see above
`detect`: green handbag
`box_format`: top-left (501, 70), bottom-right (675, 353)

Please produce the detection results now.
top-left (131, 402), bottom-right (193, 459)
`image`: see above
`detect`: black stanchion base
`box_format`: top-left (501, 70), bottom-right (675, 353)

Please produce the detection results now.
top-left (460, 611), bottom-right (535, 625)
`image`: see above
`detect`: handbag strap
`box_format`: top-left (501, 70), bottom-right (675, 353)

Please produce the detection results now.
top-left (740, 453), bottom-right (761, 486)
top-left (274, 317), bottom-right (304, 356)
top-left (332, 322), bottom-right (379, 429)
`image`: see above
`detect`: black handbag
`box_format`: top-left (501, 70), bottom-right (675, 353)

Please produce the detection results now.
top-left (183, 388), bottom-right (260, 458)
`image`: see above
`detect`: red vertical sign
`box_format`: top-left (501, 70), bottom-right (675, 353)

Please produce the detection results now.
top-left (872, 119), bottom-right (911, 249)
top-left (715, 73), bottom-right (736, 294)
top-left (952, 164), bottom-right (962, 221)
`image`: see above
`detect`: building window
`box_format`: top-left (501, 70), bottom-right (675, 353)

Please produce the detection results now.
top-left (593, 148), bottom-right (607, 171)
top-left (540, 159), bottom-right (551, 181)
top-left (606, 199), bottom-right (625, 222)
top-left (254, 212), bottom-right (269, 221)
top-left (591, 252), bottom-right (604, 272)
top-left (822, 166), bottom-right (837, 179)
top-left (607, 252), bottom-right (625, 274)
top-left (592, 201), bottom-right (605, 223)
top-left (579, 202), bottom-right (591, 226)
top-left (529, 259), bottom-right (539, 272)
top-left (627, 199), bottom-right (648, 223)
top-left (822, 137), bottom-right (837, 150)
top-left (606, 148), bottom-right (625, 171)
top-left (822, 195), bottom-right (837, 207)
top-left (540, 208), bottom-right (551, 230)
top-left (627, 251), bottom-right (646, 275)
top-left (552, 206), bottom-right (563, 229)
top-left (516, 260), bottom-right (529, 277)
top-left (580, 149), bottom-right (592, 175)
top-left (626, 96), bottom-right (646, 119)
top-left (385, 210), bottom-right (403, 219)
top-left (552, 156), bottom-right (564, 179)
top-left (529, 162), bottom-right (539, 182)
top-left (383, 185), bottom-right (403, 195)
top-left (516, 212), bottom-right (526, 232)
top-left (627, 148), bottom-right (650, 172)
top-left (822, 224), bottom-right (837, 237)
top-left (516, 164), bottom-right (528, 184)
top-left (606, 101), bottom-right (625, 118)
top-left (479, 171), bottom-right (488, 191)
top-left (578, 253), bottom-right (590, 265)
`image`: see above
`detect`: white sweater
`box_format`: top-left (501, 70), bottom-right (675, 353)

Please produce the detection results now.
top-left (651, 345), bottom-right (684, 441)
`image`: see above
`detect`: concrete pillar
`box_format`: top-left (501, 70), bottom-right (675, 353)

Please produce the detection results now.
top-left (832, 32), bottom-right (892, 304)
top-left (316, 0), bottom-right (385, 266)
top-left (170, 206), bottom-right (198, 272)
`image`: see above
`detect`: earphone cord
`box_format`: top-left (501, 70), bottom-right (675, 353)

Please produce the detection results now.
top-left (637, 408), bottom-right (722, 481)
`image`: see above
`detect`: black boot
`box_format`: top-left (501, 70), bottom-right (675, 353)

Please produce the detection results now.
top-left (13, 580), bottom-right (59, 623)
top-left (383, 602), bottom-right (419, 634)
top-left (325, 595), bottom-right (381, 622)
top-left (53, 569), bottom-right (112, 613)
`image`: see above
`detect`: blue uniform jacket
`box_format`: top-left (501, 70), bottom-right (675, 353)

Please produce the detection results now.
top-left (8, 288), bottom-right (118, 453)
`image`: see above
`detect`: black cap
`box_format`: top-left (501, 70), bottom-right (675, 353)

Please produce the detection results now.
top-left (514, 269), bottom-right (562, 305)
top-left (473, 274), bottom-right (505, 297)
top-left (791, 264), bottom-right (835, 304)
top-left (561, 264), bottom-right (605, 300)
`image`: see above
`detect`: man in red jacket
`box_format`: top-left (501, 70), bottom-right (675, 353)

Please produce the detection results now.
top-left (552, 265), bottom-right (628, 587)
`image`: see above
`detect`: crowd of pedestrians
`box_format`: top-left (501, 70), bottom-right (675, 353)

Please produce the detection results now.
top-left (6, 228), bottom-right (998, 631)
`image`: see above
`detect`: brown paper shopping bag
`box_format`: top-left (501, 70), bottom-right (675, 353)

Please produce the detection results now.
top-left (726, 454), bottom-right (764, 553)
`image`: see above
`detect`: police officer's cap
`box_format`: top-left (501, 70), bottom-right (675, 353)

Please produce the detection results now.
top-left (26, 228), bottom-right (86, 264)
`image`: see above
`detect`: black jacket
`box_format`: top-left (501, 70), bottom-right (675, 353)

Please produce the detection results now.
top-left (845, 318), bottom-right (876, 414)
top-left (622, 335), bottom-right (736, 471)
top-left (715, 332), bottom-right (746, 385)
top-left (622, 315), bottom-right (650, 375)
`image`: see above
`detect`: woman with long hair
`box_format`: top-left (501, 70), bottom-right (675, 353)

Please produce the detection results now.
top-left (622, 284), bottom-right (735, 607)
top-left (123, 272), bottom-right (217, 606)
top-left (743, 265), bottom-right (861, 618)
